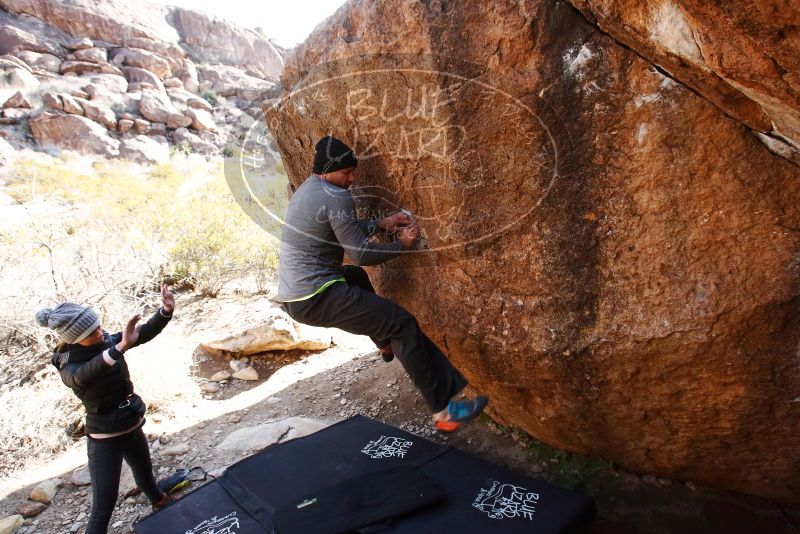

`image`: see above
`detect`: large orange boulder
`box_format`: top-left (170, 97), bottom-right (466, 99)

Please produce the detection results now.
top-left (265, 0), bottom-right (800, 501)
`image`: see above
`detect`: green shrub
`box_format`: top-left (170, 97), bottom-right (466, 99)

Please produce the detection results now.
top-left (202, 90), bottom-right (219, 106)
top-left (170, 142), bottom-right (192, 156)
top-left (164, 161), bottom-right (278, 297)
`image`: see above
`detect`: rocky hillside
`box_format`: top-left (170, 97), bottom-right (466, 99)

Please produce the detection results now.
top-left (0, 0), bottom-right (283, 163)
top-left (266, 0), bottom-right (800, 502)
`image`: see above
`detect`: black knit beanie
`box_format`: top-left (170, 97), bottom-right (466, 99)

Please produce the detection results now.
top-left (312, 136), bottom-right (358, 174)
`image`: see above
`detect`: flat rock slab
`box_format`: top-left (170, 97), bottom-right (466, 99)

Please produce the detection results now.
top-left (216, 417), bottom-right (328, 453)
top-left (198, 299), bottom-right (331, 355)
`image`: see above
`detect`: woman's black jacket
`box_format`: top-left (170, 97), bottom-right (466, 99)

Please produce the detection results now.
top-left (50, 308), bottom-right (171, 434)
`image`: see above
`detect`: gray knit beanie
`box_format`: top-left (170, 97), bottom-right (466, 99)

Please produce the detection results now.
top-left (35, 303), bottom-right (100, 344)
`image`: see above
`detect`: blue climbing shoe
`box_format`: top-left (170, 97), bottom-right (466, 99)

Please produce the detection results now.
top-left (435, 396), bottom-right (488, 432)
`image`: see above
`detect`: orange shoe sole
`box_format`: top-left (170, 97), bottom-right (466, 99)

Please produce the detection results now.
top-left (434, 420), bottom-right (461, 433)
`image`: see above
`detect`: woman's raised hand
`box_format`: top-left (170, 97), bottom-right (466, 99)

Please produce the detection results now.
top-left (119, 314), bottom-right (141, 351)
top-left (161, 284), bottom-right (175, 314)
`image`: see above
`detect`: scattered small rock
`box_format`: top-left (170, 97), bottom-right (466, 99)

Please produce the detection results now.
top-left (161, 443), bottom-right (190, 456)
top-left (16, 502), bottom-right (46, 518)
top-left (63, 37), bottom-right (93, 50)
top-left (71, 465), bottom-right (92, 486)
top-left (118, 118), bottom-right (134, 133)
top-left (211, 370), bottom-right (232, 382)
top-left (0, 515), bottom-right (23, 534)
top-left (200, 382), bottom-right (221, 394)
top-left (29, 478), bottom-right (61, 504)
top-left (229, 358), bottom-right (249, 372)
top-left (232, 367), bottom-right (259, 381)
top-left (2, 91), bottom-right (30, 109)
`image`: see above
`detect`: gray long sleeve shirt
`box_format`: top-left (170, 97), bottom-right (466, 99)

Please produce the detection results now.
top-left (276, 175), bottom-right (404, 302)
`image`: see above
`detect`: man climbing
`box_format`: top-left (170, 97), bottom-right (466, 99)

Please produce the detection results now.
top-left (276, 135), bottom-right (487, 432)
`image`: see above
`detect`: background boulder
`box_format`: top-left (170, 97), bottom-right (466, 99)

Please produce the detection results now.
top-left (0, 0), bottom-right (179, 47)
top-left (30, 112), bottom-right (119, 156)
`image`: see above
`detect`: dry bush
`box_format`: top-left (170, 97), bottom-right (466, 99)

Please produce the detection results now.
top-left (0, 372), bottom-right (81, 480)
top-left (250, 248), bottom-right (279, 294)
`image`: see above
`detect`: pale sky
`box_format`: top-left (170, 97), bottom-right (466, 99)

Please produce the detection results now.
top-left (162, 0), bottom-right (347, 48)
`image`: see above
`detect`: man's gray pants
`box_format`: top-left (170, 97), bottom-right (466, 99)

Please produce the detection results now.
top-left (283, 266), bottom-right (467, 413)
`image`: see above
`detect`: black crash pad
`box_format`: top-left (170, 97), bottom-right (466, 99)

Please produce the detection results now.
top-left (134, 415), bottom-right (595, 533)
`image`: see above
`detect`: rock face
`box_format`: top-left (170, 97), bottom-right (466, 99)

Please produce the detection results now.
top-left (0, 0), bottom-right (180, 46)
top-left (267, 0), bottom-right (800, 502)
top-left (0, 9), bottom-right (66, 57)
top-left (169, 7), bottom-right (283, 82)
top-left (568, 0), bottom-right (800, 163)
top-left (196, 64), bottom-right (277, 99)
top-left (0, 0), bottom-right (282, 162)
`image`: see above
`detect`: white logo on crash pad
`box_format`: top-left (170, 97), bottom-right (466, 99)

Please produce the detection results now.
top-left (473, 480), bottom-right (539, 520)
top-left (185, 511), bottom-right (240, 534)
top-left (361, 435), bottom-right (413, 459)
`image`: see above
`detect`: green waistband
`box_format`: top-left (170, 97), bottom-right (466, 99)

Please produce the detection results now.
top-left (283, 277), bottom-right (346, 302)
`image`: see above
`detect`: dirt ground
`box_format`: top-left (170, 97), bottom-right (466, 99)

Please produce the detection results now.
top-left (1, 306), bottom-right (798, 533)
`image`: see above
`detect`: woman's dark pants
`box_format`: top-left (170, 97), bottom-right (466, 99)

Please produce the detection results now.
top-left (86, 427), bottom-right (161, 534)
top-left (284, 265), bottom-right (467, 413)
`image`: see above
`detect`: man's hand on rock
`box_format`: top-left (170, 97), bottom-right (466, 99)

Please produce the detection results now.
top-left (379, 211), bottom-right (412, 233)
top-left (398, 223), bottom-right (420, 249)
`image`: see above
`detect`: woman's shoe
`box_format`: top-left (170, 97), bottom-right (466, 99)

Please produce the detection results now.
top-left (152, 493), bottom-right (177, 511)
